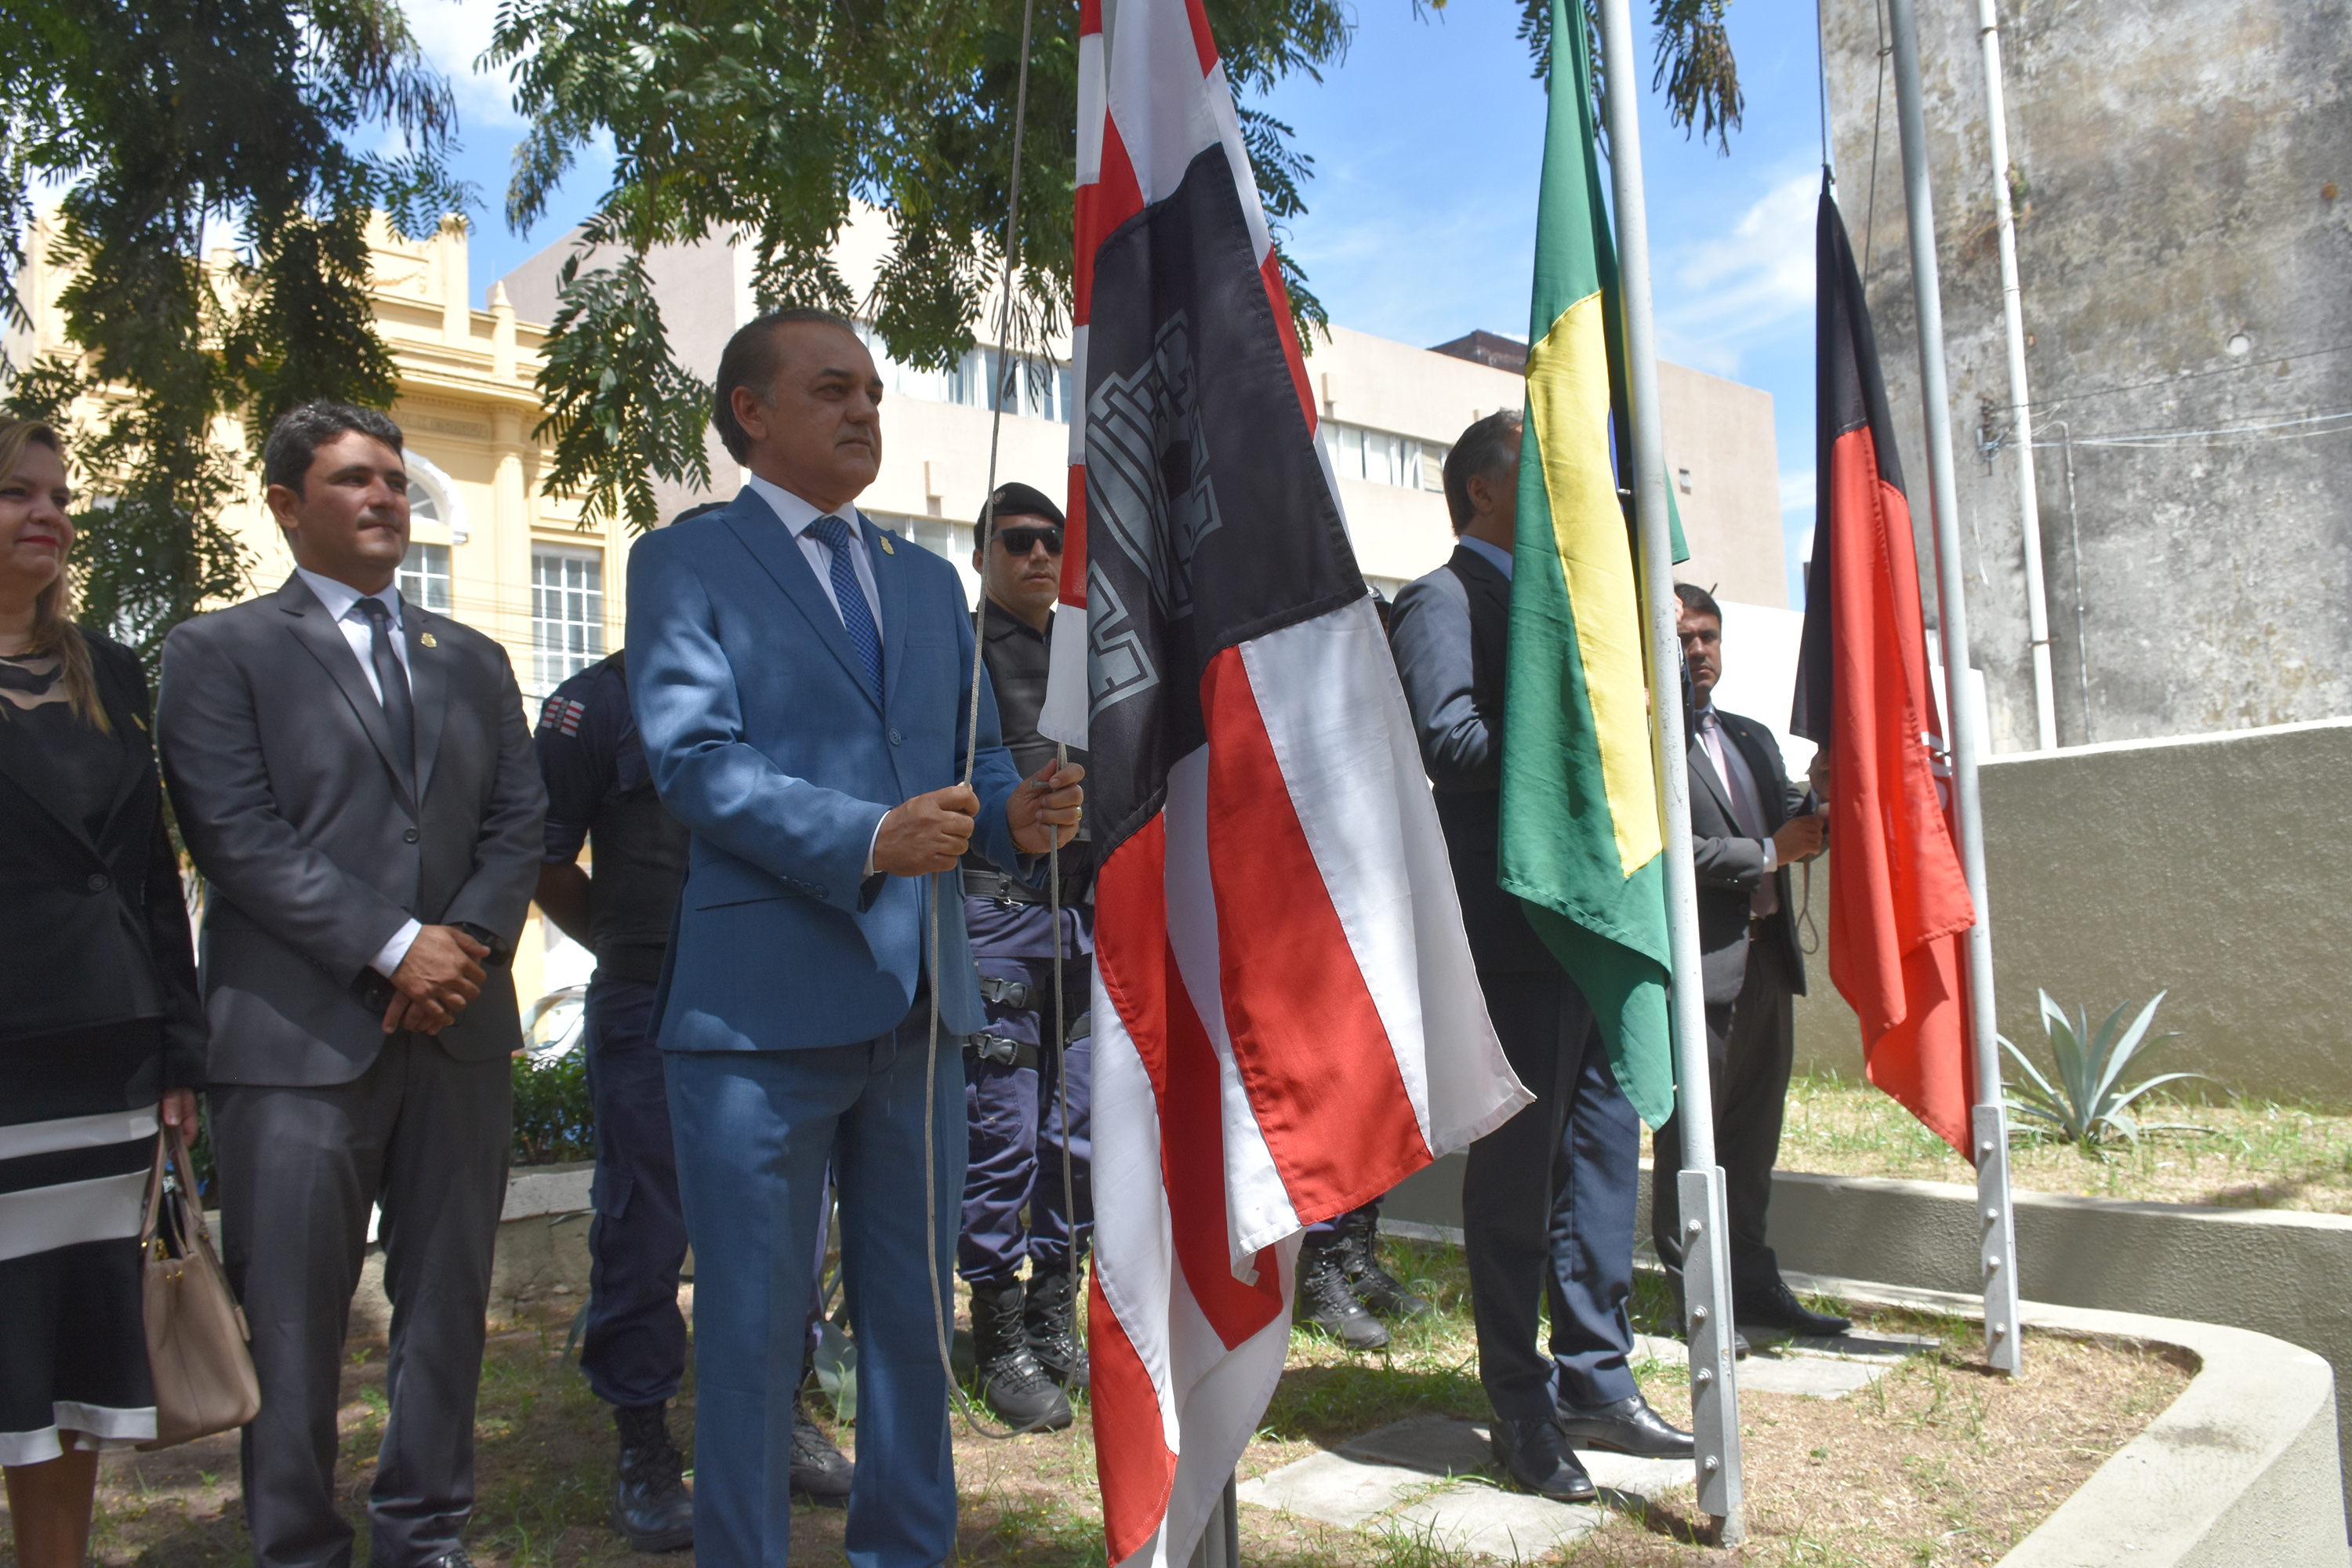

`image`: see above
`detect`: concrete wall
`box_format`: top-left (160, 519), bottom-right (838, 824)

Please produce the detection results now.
top-left (1793, 714), bottom-right (2352, 1103)
top-left (1823, 0), bottom-right (2352, 754)
top-left (1657, 362), bottom-right (1785, 610)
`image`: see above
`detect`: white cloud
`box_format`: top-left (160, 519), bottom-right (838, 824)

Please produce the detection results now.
top-left (405, 0), bottom-right (523, 129)
top-left (1778, 466), bottom-right (1816, 514)
top-left (1653, 169), bottom-right (1817, 378)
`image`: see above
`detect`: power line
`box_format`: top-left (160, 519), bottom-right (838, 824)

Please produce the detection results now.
top-left (2022, 340), bottom-right (2352, 412)
top-left (2026, 405), bottom-right (2352, 449)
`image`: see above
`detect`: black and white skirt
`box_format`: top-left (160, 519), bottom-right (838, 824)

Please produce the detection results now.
top-left (0, 1022), bottom-right (165, 1466)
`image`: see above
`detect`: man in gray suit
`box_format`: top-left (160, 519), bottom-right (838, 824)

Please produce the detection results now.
top-left (158, 401), bottom-right (545, 1568)
top-left (1650, 582), bottom-right (1846, 1338)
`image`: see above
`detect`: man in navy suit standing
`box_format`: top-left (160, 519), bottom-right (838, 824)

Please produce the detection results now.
top-left (626, 308), bottom-right (1084, 1568)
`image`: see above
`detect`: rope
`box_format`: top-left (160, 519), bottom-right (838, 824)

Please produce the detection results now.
top-left (922, 0), bottom-right (1056, 1442)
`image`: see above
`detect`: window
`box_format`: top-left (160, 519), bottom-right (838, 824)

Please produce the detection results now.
top-left (851, 322), bottom-right (1073, 424)
top-left (397, 542), bottom-right (451, 613)
top-left (405, 481), bottom-right (440, 522)
top-left (531, 548), bottom-right (605, 697)
top-left (866, 513), bottom-right (980, 608)
top-left (1321, 421), bottom-right (1449, 492)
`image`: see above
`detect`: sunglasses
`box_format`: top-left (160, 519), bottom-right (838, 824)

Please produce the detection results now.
top-left (994, 524), bottom-right (1064, 556)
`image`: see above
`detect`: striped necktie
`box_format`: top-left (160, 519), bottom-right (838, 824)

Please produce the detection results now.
top-left (808, 514), bottom-right (884, 702)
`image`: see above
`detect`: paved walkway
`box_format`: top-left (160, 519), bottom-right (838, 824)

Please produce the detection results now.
top-left (1238, 1327), bottom-right (1936, 1560)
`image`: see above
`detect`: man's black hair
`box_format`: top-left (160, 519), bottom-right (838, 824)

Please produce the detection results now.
top-left (1673, 582), bottom-right (1724, 622)
top-left (713, 307), bottom-right (865, 463)
top-left (1442, 409), bottom-right (1524, 533)
top-left (263, 401), bottom-right (405, 493)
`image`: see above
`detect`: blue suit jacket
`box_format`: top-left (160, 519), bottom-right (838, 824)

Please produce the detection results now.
top-left (627, 488), bottom-right (1028, 1049)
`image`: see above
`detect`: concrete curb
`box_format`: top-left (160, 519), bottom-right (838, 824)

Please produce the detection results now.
top-left (1777, 1275), bottom-right (2347, 1567)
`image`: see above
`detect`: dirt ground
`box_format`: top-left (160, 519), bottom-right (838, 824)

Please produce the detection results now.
top-left (10, 1241), bottom-right (2188, 1568)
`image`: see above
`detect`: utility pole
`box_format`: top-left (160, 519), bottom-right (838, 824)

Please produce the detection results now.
top-left (1976, 0), bottom-right (2057, 752)
top-left (1596, 0), bottom-right (1748, 1539)
top-left (1887, 0), bottom-right (2024, 1374)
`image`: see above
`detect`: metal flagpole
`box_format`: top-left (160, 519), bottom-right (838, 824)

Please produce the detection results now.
top-left (1974, 0), bottom-right (2056, 753)
top-left (1886, 0), bottom-right (2024, 1375)
top-left (1595, 0), bottom-right (1745, 1540)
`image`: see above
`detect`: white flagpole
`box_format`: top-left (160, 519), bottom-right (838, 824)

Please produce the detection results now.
top-left (1974, 0), bottom-right (2056, 753)
top-left (1886, 0), bottom-right (2024, 1375)
top-left (1594, 0), bottom-right (1746, 1541)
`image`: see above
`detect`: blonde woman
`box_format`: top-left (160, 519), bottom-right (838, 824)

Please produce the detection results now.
top-left (0, 421), bottom-right (205, 1568)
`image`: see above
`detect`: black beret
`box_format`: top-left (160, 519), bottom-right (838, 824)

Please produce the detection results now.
top-left (980, 481), bottom-right (1066, 531)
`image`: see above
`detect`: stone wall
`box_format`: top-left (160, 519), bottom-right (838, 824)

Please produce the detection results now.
top-left (1822, 0), bottom-right (2352, 753)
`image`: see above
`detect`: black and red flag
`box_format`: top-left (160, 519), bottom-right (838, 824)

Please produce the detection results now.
top-left (1791, 179), bottom-right (1979, 1156)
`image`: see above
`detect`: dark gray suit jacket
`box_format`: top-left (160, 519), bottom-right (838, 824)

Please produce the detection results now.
top-left (1388, 545), bottom-right (1555, 975)
top-left (158, 574), bottom-right (546, 1086)
top-left (1687, 706), bottom-right (1809, 1006)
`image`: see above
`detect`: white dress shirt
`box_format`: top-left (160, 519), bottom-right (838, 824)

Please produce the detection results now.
top-left (746, 473), bottom-right (884, 636)
top-left (741, 476), bottom-right (896, 877)
top-left (294, 567), bottom-right (422, 978)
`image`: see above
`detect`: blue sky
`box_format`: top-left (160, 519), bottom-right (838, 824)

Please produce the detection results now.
top-left (413, 0), bottom-right (1829, 601)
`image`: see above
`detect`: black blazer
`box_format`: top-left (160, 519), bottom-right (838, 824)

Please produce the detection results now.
top-left (1388, 545), bottom-right (1556, 975)
top-left (0, 630), bottom-right (205, 1082)
top-left (1687, 706), bottom-right (1810, 1005)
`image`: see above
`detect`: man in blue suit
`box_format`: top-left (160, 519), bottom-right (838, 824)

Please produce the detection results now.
top-left (626, 307), bottom-right (1085, 1568)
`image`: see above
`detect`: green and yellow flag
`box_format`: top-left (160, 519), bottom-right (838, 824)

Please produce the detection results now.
top-left (1500, 0), bottom-right (1680, 1128)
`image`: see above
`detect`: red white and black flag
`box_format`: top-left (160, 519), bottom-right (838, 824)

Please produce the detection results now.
top-left (1791, 180), bottom-right (1979, 1155)
top-left (1057, 0), bottom-right (1527, 1560)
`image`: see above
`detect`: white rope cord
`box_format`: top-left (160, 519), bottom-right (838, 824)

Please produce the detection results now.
top-left (920, 0), bottom-right (1058, 1442)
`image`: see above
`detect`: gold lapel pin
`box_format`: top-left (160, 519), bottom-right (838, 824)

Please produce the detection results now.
top-left (132, 714), bottom-right (147, 731)
top-left (877, 533), bottom-right (895, 555)
top-left (420, 632), bottom-right (438, 648)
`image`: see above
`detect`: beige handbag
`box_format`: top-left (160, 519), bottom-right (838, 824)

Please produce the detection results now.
top-left (138, 1123), bottom-right (261, 1449)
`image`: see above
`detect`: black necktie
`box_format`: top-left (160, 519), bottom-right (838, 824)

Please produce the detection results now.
top-left (353, 597), bottom-right (416, 779)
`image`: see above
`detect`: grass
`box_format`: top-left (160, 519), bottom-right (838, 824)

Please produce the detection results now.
top-left (17, 1240), bottom-right (2185, 1568)
top-left (1756, 1069), bottom-right (2352, 1212)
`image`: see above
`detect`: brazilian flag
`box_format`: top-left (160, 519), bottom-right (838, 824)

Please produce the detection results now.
top-left (1499, 0), bottom-right (1680, 1128)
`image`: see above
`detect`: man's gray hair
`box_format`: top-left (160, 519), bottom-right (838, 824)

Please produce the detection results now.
top-left (1442, 409), bottom-right (1524, 533)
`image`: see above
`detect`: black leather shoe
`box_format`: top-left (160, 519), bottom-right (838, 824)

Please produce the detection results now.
top-left (1298, 1232), bottom-right (1388, 1350)
top-left (789, 1390), bottom-right (855, 1504)
top-left (1554, 1393), bottom-right (1694, 1459)
top-left (1666, 1280), bottom-right (1754, 1357)
top-left (1487, 1418), bottom-right (1596, 1504)
top-left (612, 1403), bottom-right (695, 1552)
top-left (1737, 1280), bottom-right (1852, 1338)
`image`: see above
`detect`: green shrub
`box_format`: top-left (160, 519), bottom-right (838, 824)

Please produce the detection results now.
top-left (512, 1051), bottom-right (596, 1166)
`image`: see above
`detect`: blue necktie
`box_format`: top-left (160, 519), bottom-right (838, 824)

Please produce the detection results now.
top-left (808, 514), bottom-right (884, 702)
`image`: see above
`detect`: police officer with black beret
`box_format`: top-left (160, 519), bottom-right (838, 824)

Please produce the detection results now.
top-left (956, 481), bottom-right (1094, 1432)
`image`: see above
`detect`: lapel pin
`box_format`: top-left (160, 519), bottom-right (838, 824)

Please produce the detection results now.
top-left (877, 533), bottom-right (895, 555)
top-left (420, 632), bottom-right (437, 648)
top-left (132, 714), bottom-right (147, 731)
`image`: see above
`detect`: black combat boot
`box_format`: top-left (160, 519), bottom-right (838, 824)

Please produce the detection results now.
top-left (1025, 1266), bottom-right (1091, 1390)
top-left (612, 1403), bottom-right (695, 1552)
top-left (970, 1279), bottom-right (1074, 1430)
top-left (789, 1388), bottom-right (855, 1504)
top-left (1334, 1210), bottom-right (1432, 1320)
top-left (1298, 1231), bottom-right (1388, 1350)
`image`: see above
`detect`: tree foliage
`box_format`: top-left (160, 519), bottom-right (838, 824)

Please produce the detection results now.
top-left (486, 0), bottom-right (1352, 533)
top-left (1516, 0), bottom-right (1744, 154)
top-left (0, 0), bottom-right (466, 666)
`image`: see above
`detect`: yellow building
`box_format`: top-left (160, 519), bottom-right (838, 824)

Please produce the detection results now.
top-left (12, 214), bottom-right (626, 1006)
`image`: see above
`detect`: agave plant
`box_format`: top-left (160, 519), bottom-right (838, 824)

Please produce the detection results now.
top-left (2001, 990), bottom-right (2209, 1153)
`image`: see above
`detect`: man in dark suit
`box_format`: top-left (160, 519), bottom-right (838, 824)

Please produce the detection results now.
top-left (1650, 583), bottom-right (1847, 1337)
top-left (158, 401), bottom-right (546, 1568)
top-left (1388, 412), bottom-right (1690, 1504)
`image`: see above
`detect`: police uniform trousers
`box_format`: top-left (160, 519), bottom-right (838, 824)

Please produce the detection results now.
top-left (1650, 923), bottom-right (1798, 1300)
top-left (1461, 967), bottom-right (1642, 1421)
top-left (579, 973), bottom-right (691, 1410)
top-left (958, 898), bottom-right (1092, 1287)
top-left (666, 1001), bottom-right (964, 1568)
